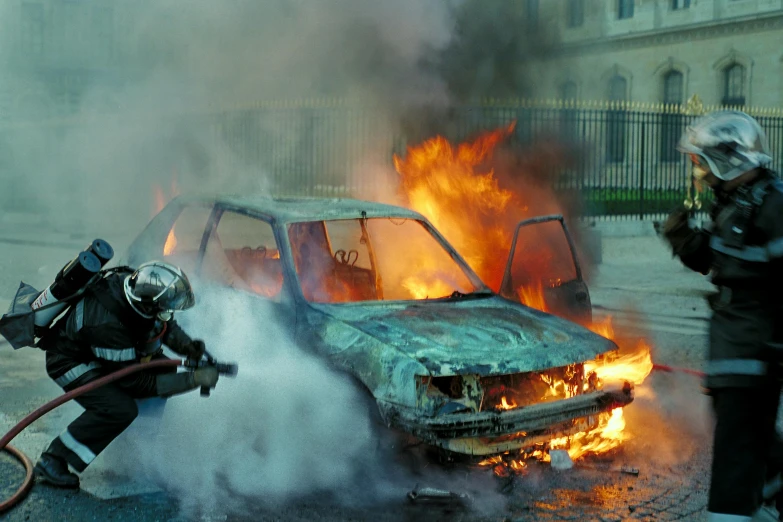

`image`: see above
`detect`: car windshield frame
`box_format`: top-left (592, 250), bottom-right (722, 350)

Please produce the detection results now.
top-left (282, 215), bottom-right (490, 305)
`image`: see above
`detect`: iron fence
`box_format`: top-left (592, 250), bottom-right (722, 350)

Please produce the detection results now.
top-left (2, 96), bottom-right (782, 221)
top-left (203, 97), bottom-right (783, 220)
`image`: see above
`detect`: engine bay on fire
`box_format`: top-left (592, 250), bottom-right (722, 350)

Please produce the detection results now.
top-left (418, 351), bottom-right (625, 417)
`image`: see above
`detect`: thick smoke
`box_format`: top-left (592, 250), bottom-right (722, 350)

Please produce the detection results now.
top-left (0, 0), bottom-right (602, 516)
top-left (96, 287), bottom-right (378, 516)
top-left (0, 0), bottom-right (457, 239)
top-left (95, 285), bottom-right (510, 518)
top-left (0, 0), bottom-right (537, 515)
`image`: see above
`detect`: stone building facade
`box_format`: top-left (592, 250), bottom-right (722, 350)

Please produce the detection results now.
top-left (0, 0), bottom-right (143, 121)
top-left (531, 0), bottom-right (783, 108)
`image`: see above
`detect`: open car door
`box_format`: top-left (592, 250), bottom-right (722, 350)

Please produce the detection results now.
top-left (499, 215), bottom-right (591, 323)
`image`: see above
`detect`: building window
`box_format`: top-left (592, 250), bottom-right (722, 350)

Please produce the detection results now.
top-left (54, 72), bottom-right (87, 113)
top-left (672, 0), bottom-right (691, 9)
top-left (559, 81), bottom-right (578, 101)
top-left (618, 0), bottom-right (634, 19)
top-left (663, 70), bottom-right (683, 105)
top-left (20, 3), bottom-right (44, 56)
top-left (525, 0), bottom-right (539, 28)
top-left (567, 0), bottom-right (584, 28)
top-left (93, 7), bottom-right (114, 61)
top-left (609, 75), bottom-right (628, 102)
top-left (606, 75), bottom-right (628, 163)
top-left (723, 63), bottom-right (746, 106)
top-left (660, 71), bottom-right (684, 162)
top-left (559, 81), bottom-right (579, 142)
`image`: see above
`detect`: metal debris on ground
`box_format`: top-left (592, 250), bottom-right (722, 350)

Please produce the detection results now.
top-left (407, 486), bottom-right (472, 506)
top-left (578, 463), bottom-right (640, 476)
top-left (549, 449), bottom-right (574, 471)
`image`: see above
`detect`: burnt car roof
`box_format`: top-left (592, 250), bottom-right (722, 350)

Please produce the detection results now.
top-left (179, 194), bottom-right (425, 223)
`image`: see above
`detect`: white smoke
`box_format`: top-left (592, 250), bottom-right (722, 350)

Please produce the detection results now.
top-left (0, 0), bottom-right (457, 239)
top-left (102, 286), bottom-right (379, 517)
top-left (0, 0), bottom-right (567, 516)
top-left (622, 370), bottom-right (711, 467)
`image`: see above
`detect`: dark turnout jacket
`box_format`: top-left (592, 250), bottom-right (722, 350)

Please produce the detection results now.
top-left (40, 269), bottom-right (196, 396)
top-left (670, 170), bottom-right (783, 388)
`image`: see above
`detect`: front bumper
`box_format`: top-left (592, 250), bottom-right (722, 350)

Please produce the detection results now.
top-left (378, 386), bottom-right (633, 456)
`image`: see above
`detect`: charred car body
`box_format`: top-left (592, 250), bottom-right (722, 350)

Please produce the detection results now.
top-left (126, 195), bottom-right (632, 457)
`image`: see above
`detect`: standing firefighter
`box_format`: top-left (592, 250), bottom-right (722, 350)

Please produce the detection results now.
top-left (34, 261), bottom-right (219, 488)
top-left (663, 110), bottom-right (783, 521)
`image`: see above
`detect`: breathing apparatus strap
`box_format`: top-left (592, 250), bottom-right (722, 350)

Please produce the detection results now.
top-left (86, 269), bottom-right (154, 339)
top-left (720, 176), bottom-right (773, 249)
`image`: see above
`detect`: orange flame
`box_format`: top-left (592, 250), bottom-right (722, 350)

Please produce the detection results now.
top-left (163, 229), bottom-right (178, 256)
top-left (395, 125), bottom-right (655, 468)
top-left (393, 123), bottom-right (517, 292)
top-left (517, 281), bottom-right (548, 312)
top-left (153, 185), bottom-right (167, 215)
top-left (153, 175), bottom-right (180, 256)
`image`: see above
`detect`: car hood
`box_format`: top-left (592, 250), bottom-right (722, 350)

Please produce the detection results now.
top-left (310, 296), bottom-right (617, 376)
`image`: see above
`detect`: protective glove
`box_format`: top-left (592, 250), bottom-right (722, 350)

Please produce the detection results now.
top-left (663, 206), bottom-right (690, 236)
top-left (155, 367), bottom-right (218, 397)
top-left (182, 339), bottom-right (206, 360)
top-left (662, 207), bottom-right (696, 253)
top-left (193, 366), bottom-right (219, 388)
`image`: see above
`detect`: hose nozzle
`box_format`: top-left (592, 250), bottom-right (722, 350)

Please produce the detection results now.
top-left (184, 351), bottom-right (238, 397)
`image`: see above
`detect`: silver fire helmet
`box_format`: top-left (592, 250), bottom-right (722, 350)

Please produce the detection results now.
top-left (123, 261), bottom-right (195, 320)
top-left (677, 110), bottom-right (772, 181)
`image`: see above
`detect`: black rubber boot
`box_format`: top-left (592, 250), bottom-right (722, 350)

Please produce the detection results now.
top-left (34, 453), bottom-right (80, 488)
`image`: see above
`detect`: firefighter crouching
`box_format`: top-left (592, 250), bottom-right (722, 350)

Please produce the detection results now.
top-left (663, 110), bottom-right (783, 521)
top-left (34, 261), bottom-right (218, 488)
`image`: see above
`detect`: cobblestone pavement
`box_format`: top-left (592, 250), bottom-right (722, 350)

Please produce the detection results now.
top-left (1, 233), bottom-right (717, 521)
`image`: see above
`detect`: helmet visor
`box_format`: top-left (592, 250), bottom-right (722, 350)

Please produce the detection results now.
top-left (157, 275), bottom-right (196, 312)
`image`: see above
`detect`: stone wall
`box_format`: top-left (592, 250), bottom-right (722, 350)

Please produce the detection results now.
top-left (532, 0), bottom-right (783, 108)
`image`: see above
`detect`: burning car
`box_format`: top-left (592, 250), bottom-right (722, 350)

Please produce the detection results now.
top-left (126, 194), bottom-right (643, 460)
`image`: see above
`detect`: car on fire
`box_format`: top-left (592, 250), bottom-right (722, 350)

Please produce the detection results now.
top-left (125, 195), bottom-right (634, 457)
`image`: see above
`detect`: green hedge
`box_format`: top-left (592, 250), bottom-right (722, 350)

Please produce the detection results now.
top-left (580, 188), bottom-right (712, 216)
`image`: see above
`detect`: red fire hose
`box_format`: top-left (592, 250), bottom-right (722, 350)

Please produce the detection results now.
top-left (0, 359), bottom-right (183, 514)
top-left (652, 363), bottom-right (706, 378)
top-left (0, 359), bottom-right (699, 514)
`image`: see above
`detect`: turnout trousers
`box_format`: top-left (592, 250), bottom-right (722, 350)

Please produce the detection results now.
top-left (42, 351), bottom-right (172, 472)
top-left (708, 385), bottom-right (783, 521)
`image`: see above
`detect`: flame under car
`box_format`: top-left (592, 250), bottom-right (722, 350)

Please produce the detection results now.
top-left (126, 195), bottom-right (634, 457)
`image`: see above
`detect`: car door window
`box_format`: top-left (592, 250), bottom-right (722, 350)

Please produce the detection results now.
top-left (507, 219), bottom-right (577, 294)
top-left (202, 210), bottom-right (284, 300)
top-left (501, 217), bottom-right (591, 322)
top-left (162, 205), bottom-right (213, 275)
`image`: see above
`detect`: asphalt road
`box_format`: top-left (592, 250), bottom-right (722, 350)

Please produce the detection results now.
top-left (0, 230), bottom-right (716, 521)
